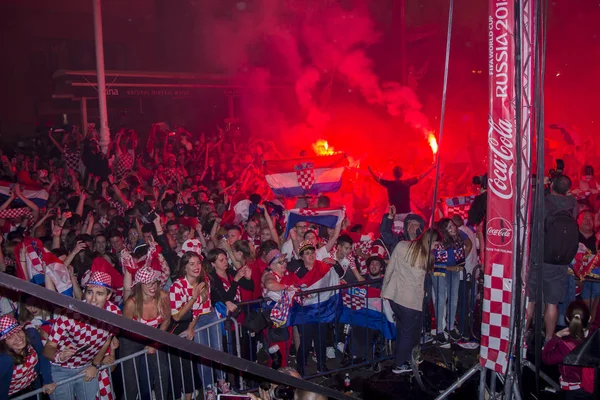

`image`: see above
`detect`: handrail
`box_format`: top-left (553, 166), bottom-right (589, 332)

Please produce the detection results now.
top-left (0, 272), bottom-right (357, 400)
top-left (12, 318), bottom-right (235, 400)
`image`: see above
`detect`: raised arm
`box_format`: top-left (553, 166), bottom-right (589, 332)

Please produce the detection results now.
top-left (367, 166), bottom-right (382, 183)
top-left (262, 207), bottom-right (280, 247)
top-left (48, 130), bottom-right (64, 153)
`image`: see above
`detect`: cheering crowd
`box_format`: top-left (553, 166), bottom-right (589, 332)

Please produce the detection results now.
top-left (0, 123), bottom-right (598, 399)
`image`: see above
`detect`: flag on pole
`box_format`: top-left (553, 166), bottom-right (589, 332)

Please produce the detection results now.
top-left (264, 154), bottom-right (347, 197)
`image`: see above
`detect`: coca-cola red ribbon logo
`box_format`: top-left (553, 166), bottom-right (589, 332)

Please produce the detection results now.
top-left (486, 217), bottom-right (514, 247)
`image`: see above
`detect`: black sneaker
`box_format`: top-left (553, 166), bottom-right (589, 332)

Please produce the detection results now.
top-left (447, 328), bottom-right (461, 341)
top-left (435, 332), bottom-right (450, 348)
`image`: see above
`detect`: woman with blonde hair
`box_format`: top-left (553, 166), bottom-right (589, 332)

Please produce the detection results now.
top-left (122, 267), bottom-right (170, 400)
top-left (382, 228), bottom-right (440, 375)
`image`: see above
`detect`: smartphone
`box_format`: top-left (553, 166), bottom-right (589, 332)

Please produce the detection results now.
top-left (217, 396), bottom-right (251, 400)
top-left (76, 344), bottom-right (92, 354)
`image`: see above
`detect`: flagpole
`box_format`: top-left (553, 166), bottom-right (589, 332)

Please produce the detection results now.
top-left (92, 0), bottom-right (110, 154)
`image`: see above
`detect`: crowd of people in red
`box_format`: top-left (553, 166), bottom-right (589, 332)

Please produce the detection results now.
top-left (0, 123), bottom-right (598, 399)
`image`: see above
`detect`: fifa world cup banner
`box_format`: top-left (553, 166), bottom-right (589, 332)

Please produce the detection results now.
top-left (480, 0), bottom-right (517, 374)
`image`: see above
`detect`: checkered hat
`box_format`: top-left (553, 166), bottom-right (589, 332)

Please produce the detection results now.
top-left (133, 266), bottom-right (160, 286)
top-left (85, 271), bottom-right (114, 292)
top-left (370, 244), bottom-right (388, 260)
top-left (0, 314), bottom-right (22, 341)
top-left (298, 240), bottom-right (316, 256)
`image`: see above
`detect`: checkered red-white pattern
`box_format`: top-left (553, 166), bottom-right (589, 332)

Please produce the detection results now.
top-left (296, 168), bottom-right (315, 190)
top-left (341, 287), bottom-right (367, 310)
top-left (298, 208), bottom-right (317, 216)
top-left (479, 263), bottom-right (512, 373)
top-left (8, 345), bottom-right (38, 395)
top-left (370, 244), bottom-right (388, 260)
top-left (48, 301), bottom-right (121, 369)
top-left (97, 368), bottom-right (114, 400)
top-left (0, 314), bottom-right (21, 341)
top-left (218, 274), bottom-right (241, 303)
top-left (170, 276), bottom-right (212, 318)
top-left (270, 290), bottom-right (294, 327)
top-left (133, 266), bottom-right (159, 286)
top-left (0, 207), bottom-right (32, 220)
top-left (81, 270), bottom-right (123, 306)
top-left (86, 271), bottom-right (113, 291)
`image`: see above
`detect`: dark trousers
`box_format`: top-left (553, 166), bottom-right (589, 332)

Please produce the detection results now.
top-left (457, 280), bottom-right (473, 336)
top-left (390, 301), bottom-right (422, 367)
top-left (297, 323), bottom-right (328, 375)
top-left (350, 325), bottom-right (379, 360)
top-left (120, 336), bottom-right (170, 400)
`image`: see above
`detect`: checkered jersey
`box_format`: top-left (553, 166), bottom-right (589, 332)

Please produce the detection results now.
top-left (8, 345), bottom-right (38, 395)
top-left (48, 301), bottom-right (121, 369)
top-left (113, 153), bottom-right (133, 182)
top-left (170, 277), bottom-right (212, 318)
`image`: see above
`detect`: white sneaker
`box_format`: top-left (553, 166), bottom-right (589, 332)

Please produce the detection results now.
top-left (336, 342), bottom-right (345, 353)
top-left (326, 346), bottom-right (336, 359)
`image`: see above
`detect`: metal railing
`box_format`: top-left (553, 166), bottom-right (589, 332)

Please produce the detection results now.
top-left (13, 316), bottom-right (242, 400)
top-left (0, 272), bottom-right (355, 400)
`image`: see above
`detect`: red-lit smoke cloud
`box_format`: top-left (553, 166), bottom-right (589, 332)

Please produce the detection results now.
top-left (198, 0), bottom-right (432, 156)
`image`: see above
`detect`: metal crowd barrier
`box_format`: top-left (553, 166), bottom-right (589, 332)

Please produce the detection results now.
top-left (13, 317), bottom-right (242, 400)
top-left (9, 266), bottom-right (487, 399)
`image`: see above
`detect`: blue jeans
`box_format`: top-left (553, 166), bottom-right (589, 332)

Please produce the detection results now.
top-left (390, 301), bottom-right (422, 366)
top-left (49, 364), bottom-right (98, 400)
top-left (432, 270), bottom-right (461, 332)
top-left (193, 311), bottom-right (224, 389)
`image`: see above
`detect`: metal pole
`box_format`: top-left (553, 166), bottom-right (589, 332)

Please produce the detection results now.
top-left (398, 0), bottom-right (407, 86)
top-left (434, 364), bottom-right (480, 400)
top-left (80, 97), bottom-right (88, 135)
top-left (92, 0), bottom-right (110, 154)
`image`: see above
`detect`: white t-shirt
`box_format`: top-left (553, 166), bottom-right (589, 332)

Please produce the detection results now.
top-left (281, 239), bottom-right (295, 261)
top-left (316, 246), bottom-right (351, 269)
top-left (459, 225), bottom-right (478, 276)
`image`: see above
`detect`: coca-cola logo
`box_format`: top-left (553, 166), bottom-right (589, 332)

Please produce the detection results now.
top-left (487, 217), bottom-right (513, 247)
top-left (487, 116), bottom-right (515, 200)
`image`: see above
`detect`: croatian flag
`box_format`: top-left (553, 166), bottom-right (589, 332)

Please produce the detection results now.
top-left (14, 238), bottom-right (73, 297)
top-left (339, 286), bottom-right (396, 340)
top-left (0, 181), bottom-right (48, 208)
top-left (284, 207), bottom-right (345, 239)
top-left (264, 154), bottom-right (347, 198)
top-left (288, 263), bottom-right (340, 326)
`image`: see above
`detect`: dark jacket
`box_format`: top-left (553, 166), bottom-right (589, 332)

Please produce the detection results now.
top-left (379, 213), bottom-right (425, 252)
top-left (209, 269), bottom-right (254, 304)
top-left (0, 328), bottom-right (53, 398)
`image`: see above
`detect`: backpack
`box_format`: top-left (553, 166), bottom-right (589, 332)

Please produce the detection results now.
top-left (544, 209), bottom-right (579, 265)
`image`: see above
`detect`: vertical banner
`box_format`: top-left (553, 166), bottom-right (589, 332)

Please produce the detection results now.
top-left (480, 0), bottom-right (517, 374)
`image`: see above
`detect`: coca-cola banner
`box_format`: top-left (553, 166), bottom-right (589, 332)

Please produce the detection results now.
top-left (480, 0), bottom-right (517, 374)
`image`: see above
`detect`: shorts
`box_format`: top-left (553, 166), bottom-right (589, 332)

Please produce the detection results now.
top-left (528, 262), bottom-right (569, 304)
top-left (581, 281), bottom-right (600, 300)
